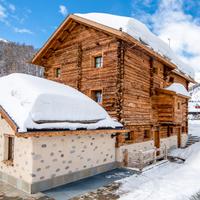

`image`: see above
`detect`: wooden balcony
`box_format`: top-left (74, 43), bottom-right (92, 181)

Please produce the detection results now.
top-left (152, 88), bottom-right (176, 124)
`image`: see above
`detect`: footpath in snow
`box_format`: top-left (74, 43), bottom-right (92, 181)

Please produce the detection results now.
top-left (117, 123), bottom-right (200, 200)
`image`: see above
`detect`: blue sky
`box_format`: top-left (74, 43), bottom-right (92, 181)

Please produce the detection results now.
top-left (0, 0), bottom-right (133, 48)
top-left (1, 0), bottom-right (200, 76)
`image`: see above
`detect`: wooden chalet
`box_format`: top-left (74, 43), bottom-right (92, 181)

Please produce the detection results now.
top-left (31, 13), bottom-right (195, 166)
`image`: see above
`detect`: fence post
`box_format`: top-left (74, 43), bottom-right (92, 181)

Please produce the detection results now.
top-left (153, 147), bottom-right (157, 164)
top-left (164, 145), bottom-right (168, 160)
top-left (139, 150), bottom-right (143, 171)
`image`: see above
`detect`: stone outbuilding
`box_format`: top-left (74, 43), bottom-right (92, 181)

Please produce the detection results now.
top-left (0, 73), bottom-right (125, 193)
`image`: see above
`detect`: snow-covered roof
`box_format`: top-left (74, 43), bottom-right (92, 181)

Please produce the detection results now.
top-left (75, 13), bottom-right (194, 79)
top-left (0, 73), bottom-right (122, 132)
top-left (165, 83), bottom-right (190, 98)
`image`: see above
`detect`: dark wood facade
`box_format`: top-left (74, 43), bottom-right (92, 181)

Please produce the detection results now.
top-left (32, 15), bottom-right (193, 147)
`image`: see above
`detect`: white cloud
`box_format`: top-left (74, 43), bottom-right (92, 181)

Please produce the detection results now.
top-left (8, 3), bottom-right (15, 12)
top-left (14, 27), bottom-right (33, 34)
top-left (59, 5), bottom-right (68, 17)
top-left (0, 4), bottom-right (6, 19)
top-left (132, 0), bottom-right (200, 80)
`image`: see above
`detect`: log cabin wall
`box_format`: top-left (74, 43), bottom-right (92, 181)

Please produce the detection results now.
top-left (43, 24), bottom-right (119, 119)
top-left (41, 23), bottom-right (189, 146)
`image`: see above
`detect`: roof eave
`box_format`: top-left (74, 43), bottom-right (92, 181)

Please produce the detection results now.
top-left (31, 14), bottom-right (177, 71)
top-left (15, 128), bottom-right (129, 138)
top-left (172, 70), bottom-right (196, 84)
top-left (0, 106), bottom-right (18, 133)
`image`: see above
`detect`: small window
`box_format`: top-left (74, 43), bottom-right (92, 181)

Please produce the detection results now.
top-left (91, 90), bottom-right (102, 104)
top-left (177, 102), bottom-right (181, 110)
top-left (182, 126), bottom-right (185, 133)
top-left (169, 77), bottom-right (174, 83)
top-left (55, 68), bottom-right (61, 78)
top-left (144, 130), bottom-right (151, 139)
top-left (124, 132), bottom-right (131, 141)
top-left (4, 136), bottom-right (14, 164)
top-left (153, 66), bottom-right (158, 74)
top-left (94, 56), bottom-right (103, 68)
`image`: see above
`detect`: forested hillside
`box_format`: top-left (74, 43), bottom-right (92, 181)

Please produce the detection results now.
top-left (0, 40), bottom-right (43, 77)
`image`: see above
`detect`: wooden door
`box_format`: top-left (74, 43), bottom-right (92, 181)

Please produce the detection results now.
top-left (154, 131), bottom-right (160, 149)
top-left (177, 127), bottom-right (181, 148)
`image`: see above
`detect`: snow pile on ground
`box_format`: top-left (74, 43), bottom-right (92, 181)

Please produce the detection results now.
top-left (0, 73), bottom-right (122, 132)
top-left (189, 101), bottom-right (200, 113)
top-left (75, 13), bottom-right (194, 79)
top-left (117, 124), bottom-right (200, 200)
top-left (165, 83), bottom-right (190, 97)
top-left (188, 121), bottom-right (200, 137)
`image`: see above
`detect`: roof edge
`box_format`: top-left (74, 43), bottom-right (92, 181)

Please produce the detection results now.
top-left (15, 128), bottom-right (129, 138)
top-left (32, 14), bottom-right (176, 71)
top-left (0, 106), bottom-right (18, 132)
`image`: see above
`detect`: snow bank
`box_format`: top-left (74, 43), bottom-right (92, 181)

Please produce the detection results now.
top-left (189, 101), bottom-right (200, 113)
top-left (165, 83), bottom-right (190, 97)
top-left (118, 129), bottom-right (200, 200)
top-left (75, 13), bottom-right (194, 79)
top-left (0, 73), bottom-right (122, 132)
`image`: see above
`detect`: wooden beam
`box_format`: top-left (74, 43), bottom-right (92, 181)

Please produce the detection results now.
top-left (15, 129), bottom-right (129, 138)
top-left (0, 106), bottom-right (18, 132)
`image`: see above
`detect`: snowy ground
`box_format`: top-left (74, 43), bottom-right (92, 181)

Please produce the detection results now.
top-left (117, 122), bottom-right (200, 200)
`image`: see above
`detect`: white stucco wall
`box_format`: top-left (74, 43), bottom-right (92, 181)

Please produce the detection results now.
top-left (0, 116), bottom-right (33, 183)
top-left (0, 115), bottom-right (116, 185)
top-left (116, 140), bottom-right (154, 166)
top-left (181, 134), bottom-right (188, 147)
top-left (161, 135), bottom-right (177, 150)
top-left (30, 133), bottom-right (116, 182)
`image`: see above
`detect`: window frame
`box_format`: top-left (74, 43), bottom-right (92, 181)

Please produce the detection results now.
top-left (169, 76), bottom-right (174, 83)
top-left (55, 67), bottom-right (61, 78)
top-left (124, 132), bottom-right (131, 141)
top-left (94, 56), bottom-right (103, 68)
top-left (90, 89), bottom-right (103, 104)
top-left (3, 135), bottom-right (14, 166)
top-left (177, 101), bottom-right (181, 110)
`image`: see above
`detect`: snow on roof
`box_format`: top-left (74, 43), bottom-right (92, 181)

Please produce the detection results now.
top-left (75, 13), bottom-right (194, 79)
top-left (165, 83), bottom-right (190, 97)
top-left (0, 73), bottom-right (122, 132)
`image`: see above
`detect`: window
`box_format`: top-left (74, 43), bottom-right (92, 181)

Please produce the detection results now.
top-left (94, 56), bottom-right (103, 68)
top-left (169, 77), bottom-right (174, 83)
top-left (55, 68), bottom-right (61, 78)
top-left (177, 102), bottom-right (181, 110)
top-left (182, 126), bottom-right (185, 133)
top-left (124, 132), bottom-right (131, 141)
top-left (91, 90), bottom-right (102, 104)
top-left (153, 66), bottom-right (158, 74)
top-left (144, 130), bottom-right (151, 139)
top-left (4, 136), bottom-right (14, 165)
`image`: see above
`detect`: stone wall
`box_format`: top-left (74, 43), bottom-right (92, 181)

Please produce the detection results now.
top-left (0, 116), bottom-right (33, 192)
top-left (31, 133), bottom-right (116, 183)
top-left (0, 116), bottom-right (117, 193)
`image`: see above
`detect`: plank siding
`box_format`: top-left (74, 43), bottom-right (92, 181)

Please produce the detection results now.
top-left (40, 23), bottom-right (189, 145)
